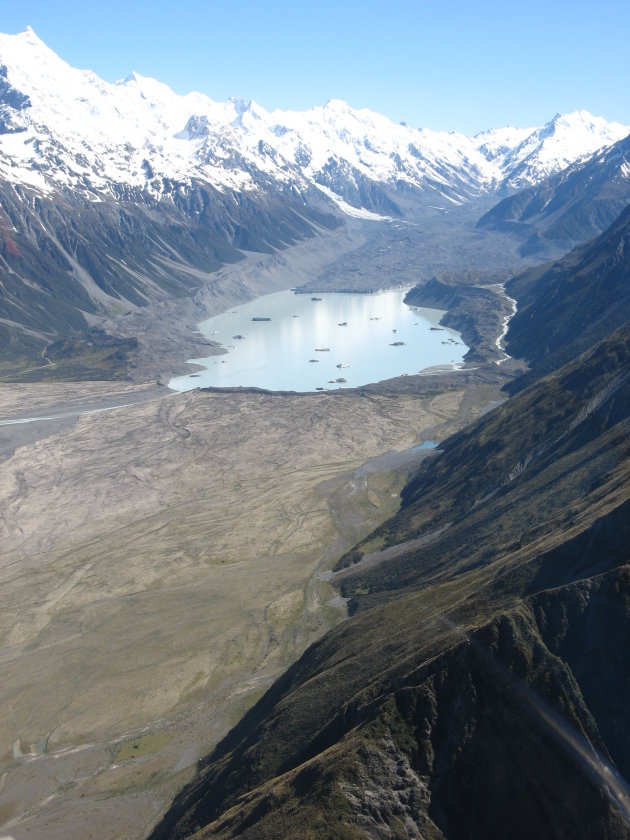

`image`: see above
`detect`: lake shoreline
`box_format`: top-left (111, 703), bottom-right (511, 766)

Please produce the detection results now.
top-left (168, 287), bottom-right (469, 393)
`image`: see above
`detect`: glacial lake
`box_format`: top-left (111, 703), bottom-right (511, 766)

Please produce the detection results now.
top-left (169, 287), bottom-right (468, 393)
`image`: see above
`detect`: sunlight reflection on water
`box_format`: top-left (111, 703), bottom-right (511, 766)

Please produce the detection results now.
top-left (169, 287), bottom-right (467, 392)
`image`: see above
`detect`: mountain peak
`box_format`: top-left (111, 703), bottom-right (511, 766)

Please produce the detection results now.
top-left (0, 28), bottom-right (629, 216)
top-left (546, 109), bottom-right (628, 135)
top-left (16, 25), bottom-right (46, 46)
top-left (1, 26), bottom-right (66, 64)
top-left (0, 26), bottom-right (80, 95)
top-left (228, 97), bottom-right (269, 130)
top-left (324, 97), bottom-right (352, 110)
top-left (116, 70), bottom-right (182, 107)
top-left (497, 109), bottom-right (630, 188)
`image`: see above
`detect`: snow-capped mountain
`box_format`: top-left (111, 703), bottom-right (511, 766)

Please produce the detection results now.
top-left (482, 111), bottom-right (630, 189)
top-left (1, 28), bottom-right (628, 212)
top-left (1, 27), bottom-right (629, 374)
top-left (478, 132), bottom-right (630, 254)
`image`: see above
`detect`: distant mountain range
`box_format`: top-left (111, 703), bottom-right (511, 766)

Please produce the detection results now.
top-left (1, 27), bottom-right (629, 375)
top-left (479, 133), bottom-right (630, 254)
top-left (1, 29), bottom-right (627, 212)
top-left (2, 26), bottom-right (630, 840)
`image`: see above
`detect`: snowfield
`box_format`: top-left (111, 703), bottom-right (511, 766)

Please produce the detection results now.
top-left (0, 27), bottom-right (629, 213)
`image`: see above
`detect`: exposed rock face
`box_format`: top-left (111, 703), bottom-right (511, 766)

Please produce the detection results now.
top-left (150, 560), bottom-right (630, 840)
top-left (0, 63), bottom-right (31, 126)
top-left (407, 573), bottom-right (630, 840)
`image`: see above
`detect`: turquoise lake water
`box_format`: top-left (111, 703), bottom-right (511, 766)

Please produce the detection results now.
top-left (169, 287), bottom-right (468, 393)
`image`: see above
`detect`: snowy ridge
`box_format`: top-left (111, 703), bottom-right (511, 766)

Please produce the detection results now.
top-left (0, 28), bottom-right (629, 214)
top-left (498, 111), bottom-right (630, 187)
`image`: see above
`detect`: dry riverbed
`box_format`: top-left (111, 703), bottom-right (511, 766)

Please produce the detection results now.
top-left (0, 373), bottom-right (503, 839)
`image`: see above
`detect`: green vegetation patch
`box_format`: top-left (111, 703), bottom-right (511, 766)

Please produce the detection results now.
top-left (0, 332), bottom-right (137, 382)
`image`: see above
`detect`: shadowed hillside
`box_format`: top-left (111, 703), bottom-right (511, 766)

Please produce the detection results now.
top-left (0, 179), bottom-right (338, 377)
top-left (504, 202), bottom-right (630, 391)
top-left (149, 319), bottom-right (630, 838)
top-left (477, 133), bottom-right (630, 256)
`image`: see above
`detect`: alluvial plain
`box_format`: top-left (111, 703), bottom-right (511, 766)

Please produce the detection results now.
top-left (0, 369), bottom-right (502, 838)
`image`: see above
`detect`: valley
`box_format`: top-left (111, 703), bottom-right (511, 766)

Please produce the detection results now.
top-left (1, 161), bottom-right (627, 839)
top-left (0, 344), bottom-right (507, 839)
top-left (0, 26), bottom-right (629, 840)
top-left (0, 192), bottom-right (518, 838)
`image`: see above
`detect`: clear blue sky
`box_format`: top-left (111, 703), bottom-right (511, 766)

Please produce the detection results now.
top-left (4, 0), bottom-right (629, 134)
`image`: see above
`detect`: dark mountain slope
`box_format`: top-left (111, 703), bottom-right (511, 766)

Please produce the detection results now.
top-left (171, 569), bottom-right (630, 840)
top-left (478, 133), bottom-right (630, 256)
top-left (0, 177), bottom-right (338, 376)
top-left (336, 326), bottom-right (629, 594)
top-left (503, 202), bottom-right (630, 392)
top-left (150, 326), bottom-right (630, 839)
